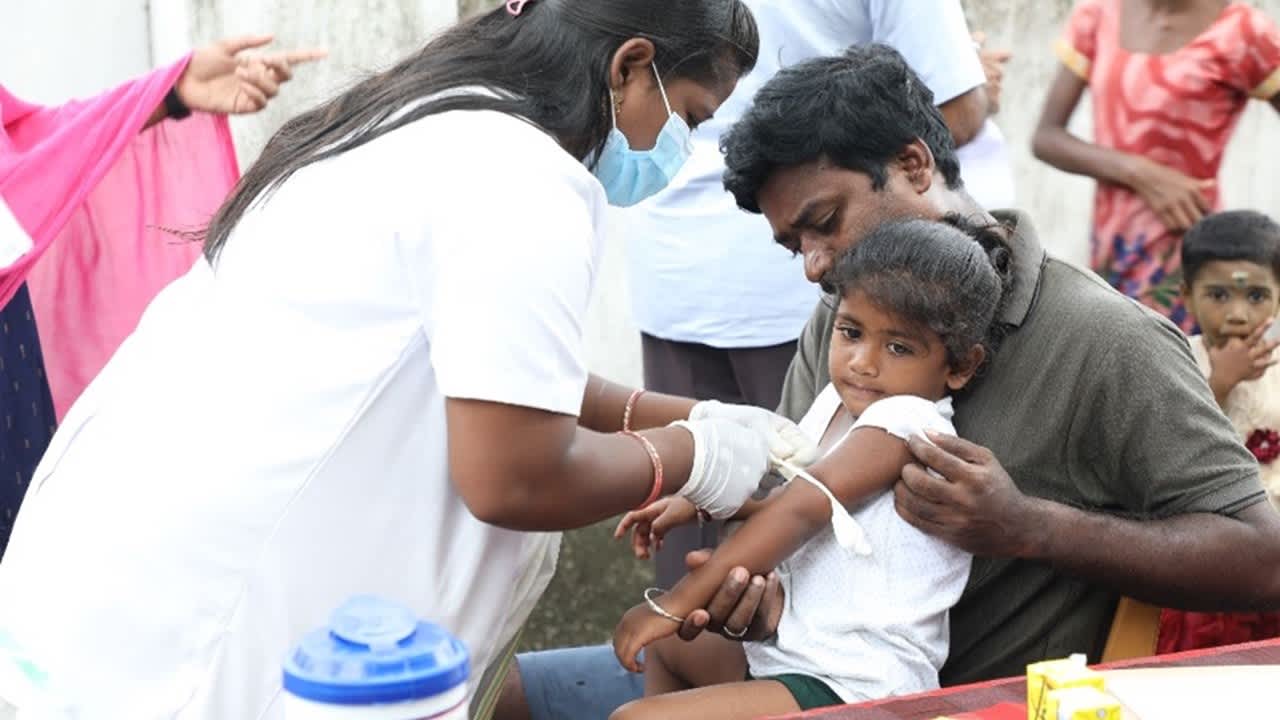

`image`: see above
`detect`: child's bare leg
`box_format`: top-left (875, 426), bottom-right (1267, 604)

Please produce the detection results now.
top-left (643, 631), bottom-right (749, 696)
top-left (611, 680), bottom-right (801, 720)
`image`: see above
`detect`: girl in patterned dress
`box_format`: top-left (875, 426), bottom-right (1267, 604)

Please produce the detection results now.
top-left (1033, 0), bottom-right (1280, 332)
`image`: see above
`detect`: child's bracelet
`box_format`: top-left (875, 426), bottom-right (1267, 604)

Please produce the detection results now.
top-left (622, 430), bottom-right (664, 509)
top-left (643, 587), bottom-right (687, 624)
top-left (623, 389), bottom-right (646, 432)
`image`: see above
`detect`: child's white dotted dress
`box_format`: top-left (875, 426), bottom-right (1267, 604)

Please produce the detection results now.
top-left (743, 384), bottom-right (972, 703)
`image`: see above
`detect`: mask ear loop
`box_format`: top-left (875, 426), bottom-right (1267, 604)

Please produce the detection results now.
top-left (605, 63), bottom-right (684, 143)
top-left (650, 62), bottom-right (691, 152)
top-left (611, 63), bottom-right (671, 128)
top-left (651, 62), bottom-right (675, 116)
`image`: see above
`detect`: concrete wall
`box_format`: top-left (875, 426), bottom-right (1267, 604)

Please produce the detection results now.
top-left (458, 0), bottom-right (500, 18)
top-left (159, 0), bottom-right (459, 165)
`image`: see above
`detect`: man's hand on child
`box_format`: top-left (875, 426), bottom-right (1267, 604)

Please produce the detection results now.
top-left (898, 431), bottom-right (1048, 558)
top-left (615, 497), bottom-right (698, 559)
top-left (613, 602), bottom-right (681, 673)
top-left (676, 552), bottom-right (783, 643)
top-left (1208, 323), bottom-right (1279, 401)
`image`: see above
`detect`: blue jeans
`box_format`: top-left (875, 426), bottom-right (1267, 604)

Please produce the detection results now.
top-left (515, 645), bottom-right (644, 720)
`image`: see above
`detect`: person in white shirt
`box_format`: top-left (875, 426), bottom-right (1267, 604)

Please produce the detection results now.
top-left (960, 31), bottom-right (1018, 211)
top-left (622, 0), bottom-right (1015, 589)
top-left (607, 217), bottom-right (1015, 718)
top-left (0, 3), bottom-right (819, 719)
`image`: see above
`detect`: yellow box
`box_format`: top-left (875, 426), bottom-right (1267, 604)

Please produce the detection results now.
top-left (1026, 656), bottom-right (1106, 720)
top-left (1044, 686), bottom-right (1121, 720)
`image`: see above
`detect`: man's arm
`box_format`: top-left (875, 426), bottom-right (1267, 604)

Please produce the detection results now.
top-left (867, 0), bottom-right (989, 147)
top-left (1036, 498), bottom-right (1280, 610)
top-left (898, 303), bottom-right (1280, 612)
top-left (898, 433), bottom-right (1280, 611)
top-left (938, 86), bottom-right (989, 148)
top-left (974, 32), bottom-right (1011, 115)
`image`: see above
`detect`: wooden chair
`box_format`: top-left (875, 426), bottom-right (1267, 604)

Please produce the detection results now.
top-left (1101, 597), bottom-right (1162, 662)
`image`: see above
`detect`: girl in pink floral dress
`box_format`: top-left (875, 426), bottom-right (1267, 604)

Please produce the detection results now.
top-left (1034, 0), bottom-right (1280, 331)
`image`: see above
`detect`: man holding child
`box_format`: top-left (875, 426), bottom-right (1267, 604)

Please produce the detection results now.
top-left (499, 44), bottom-right (1280, 720)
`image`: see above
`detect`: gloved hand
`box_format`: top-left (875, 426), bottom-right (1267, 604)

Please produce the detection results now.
top-left (689, 401), bottom-right (819, 469)
top-left (670, 418), bottom-right (771, 519)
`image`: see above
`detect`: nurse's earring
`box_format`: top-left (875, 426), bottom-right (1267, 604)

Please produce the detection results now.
top-left (605, 88), bottom-right (623, 129)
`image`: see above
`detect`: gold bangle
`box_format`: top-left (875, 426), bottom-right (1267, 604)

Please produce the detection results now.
top-left (643, 587), bottom-right (686, 624)
top-left (622, 431), bottom-right (664, 509)
top-left (623, 389), bottom-right (646, 432)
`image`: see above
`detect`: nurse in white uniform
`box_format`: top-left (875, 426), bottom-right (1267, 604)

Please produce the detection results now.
top-left (0, 2), bottom-right (811, 718)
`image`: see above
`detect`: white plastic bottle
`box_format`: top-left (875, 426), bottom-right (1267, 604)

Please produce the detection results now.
top-left (283, 596), bottom-right (470, 719)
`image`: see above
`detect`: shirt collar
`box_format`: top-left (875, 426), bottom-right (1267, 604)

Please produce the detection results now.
top-left (992, 209), bottom-right (1046, 328)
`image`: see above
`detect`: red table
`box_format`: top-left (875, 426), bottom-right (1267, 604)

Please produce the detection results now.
top-left (771, 638), bottom-right (1280, 719)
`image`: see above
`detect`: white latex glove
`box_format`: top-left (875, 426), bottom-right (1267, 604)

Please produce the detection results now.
top-left (670, 418), bottom-right (771, 519)
top-left (688, 401), bottom-right (819, 468)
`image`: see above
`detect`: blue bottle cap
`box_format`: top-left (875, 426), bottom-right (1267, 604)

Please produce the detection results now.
top-left (283, 596), bottom-right (470, 706)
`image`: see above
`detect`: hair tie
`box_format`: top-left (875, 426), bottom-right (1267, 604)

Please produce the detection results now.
top-left (506, 0), bottom-right (533, 15)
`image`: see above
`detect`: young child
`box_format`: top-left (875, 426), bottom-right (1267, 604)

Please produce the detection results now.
top-left (607, 217), bottom-right (1014, 719)
top-left (1158, 209), bottom-right (1280, 653)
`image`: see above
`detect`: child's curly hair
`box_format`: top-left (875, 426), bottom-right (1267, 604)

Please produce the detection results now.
top-left (825, 215), bottom-right (1015, 372)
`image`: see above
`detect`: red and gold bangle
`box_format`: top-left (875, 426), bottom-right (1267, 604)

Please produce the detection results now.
top-left (622, 389), bottom-right (646, 432)
top-left (622, 430), bottom-right (663, 509)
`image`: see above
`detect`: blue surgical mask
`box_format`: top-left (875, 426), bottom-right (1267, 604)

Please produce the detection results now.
top-left (592, 64), bottom-right (692, 207)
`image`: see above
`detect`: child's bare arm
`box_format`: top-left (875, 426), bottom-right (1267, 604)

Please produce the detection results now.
top-left (664, 426), bottom-right (909, 608)
top-left (727, 485), bottom-right (785, 520)
top-left (612, 426), bottom-right (911, 670)
top-left (615, 480), bottom-right (804, 561)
